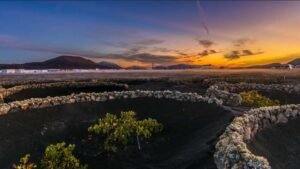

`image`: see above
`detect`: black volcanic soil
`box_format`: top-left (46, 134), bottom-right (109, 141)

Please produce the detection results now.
top-left (4, 85), bottom-right (127, 102)
top-left (248, 118), bottom-right (300, 169)
top-left (258, 90), bottom-right (300, 104)
top-left (0, 98), bottom-right (233, 169)
top-left (125, 79), bottom-right (209, 95)
top-left (4, 79), bottom-right (209, 103)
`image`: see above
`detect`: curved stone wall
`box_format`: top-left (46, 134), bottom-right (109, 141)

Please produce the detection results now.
top-left (0, 81), bottom-right (128, 103)
top-left (206, 85), bottom-right (242, 106)
top-left (214, 104), bottom-right (300, 169)
top-left (0, 90), bottom-right (222, 115)
top-left (215, 82), bottom-right (300, 94)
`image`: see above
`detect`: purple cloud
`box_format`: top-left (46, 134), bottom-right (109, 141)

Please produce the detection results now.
top-left (233, 38), bottom-right (256, 47)
top-left (0, 34), bottom-right (17, 43)
top-left (196, 39), bottom-right (214, 48)
top-left (224, 49), bottom-right (263, 60)
top-left (135, 39), bottom-right (164, 45)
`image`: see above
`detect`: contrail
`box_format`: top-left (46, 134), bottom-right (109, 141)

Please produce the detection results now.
top-left (196, 0), bottom-right (209, 35)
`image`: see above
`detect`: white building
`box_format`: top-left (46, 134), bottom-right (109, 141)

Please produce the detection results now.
top-left (0, 69), bottom-right (50, 74)
top-left (1, 69), bottom-right (17, 74)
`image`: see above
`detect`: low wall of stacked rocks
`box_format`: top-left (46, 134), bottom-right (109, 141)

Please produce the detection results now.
top-left (215, 82), bottom-right (300, 94)
top-left (0, 81), bottom-right (128, 103)
top-left (206, 85), bottom-right (242, 106)
top-left (0, 90), bottom-right (223, 115)
top-left (214, 104), bottom-right (300, 169)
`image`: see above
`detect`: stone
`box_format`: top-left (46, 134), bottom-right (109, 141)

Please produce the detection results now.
top-left (214, 104), bottom-right (300, 169)
top-left (291, 110), bottom-right (298, 118)
top-left (276, 113), bottom-right (288, 124)
top-left (0, 105), bottom-right (10, 115)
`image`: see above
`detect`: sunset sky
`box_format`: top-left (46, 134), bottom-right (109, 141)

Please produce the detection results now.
top-left (0, 1), bottom-right (300, 67)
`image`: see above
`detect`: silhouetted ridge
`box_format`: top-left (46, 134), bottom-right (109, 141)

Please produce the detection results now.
top-left (0, 56), bottom-right (122, 69)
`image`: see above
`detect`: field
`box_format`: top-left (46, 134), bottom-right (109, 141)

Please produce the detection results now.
top-left (1, 69), bottom-right (300, 169)
top-left (0, 98), bottom-right (233, 169)
top-left (1, 69), bottom-right (300, 85)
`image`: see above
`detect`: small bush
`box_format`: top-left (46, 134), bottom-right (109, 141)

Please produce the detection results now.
top-left (88, 111), bottom-right (163, 152)
top-left (12, 154), bottom-right (37, 169)
top-left (13, 143), bottom-right (87, 169)
top-left (240, 90), bottom-right (280, 107)
top-left (41, 142), bottom-right (87, 169)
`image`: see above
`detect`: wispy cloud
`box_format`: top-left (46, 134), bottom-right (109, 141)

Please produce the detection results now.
top-left (224, 49), bottom-right (263, 60)
top-left (0, 34), bottom-right (17, 43)
top-left (103, 38), bottom-right (164, 48)
top-left (233, 38), bottom-right (256, 47)
top-left (196, 39), bottom-right (215, 48)
top-left (198, 49), bottom-right (218, 57)
top-left (0, 39), bottom-right (178, 64)
top-left (123, 53), bottom-right (177, 64)
top-left (151, 47), bottom-right (176, 53)
top-left (135, 39), bottom-right (164, 45)
top-left (122, 46), bottom-right (148, 56)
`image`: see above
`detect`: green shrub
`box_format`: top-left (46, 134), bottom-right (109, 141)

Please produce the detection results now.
top-left (88, 111), bottom-right (163, 152)
top-left (12, 154), bottom-right (37, 169)
top-left (240, 90), bottom-right (280, 107)
top-left (13, 143), bottom-right (87, 169)
top-left (41, 142), bottom-right (87, 169)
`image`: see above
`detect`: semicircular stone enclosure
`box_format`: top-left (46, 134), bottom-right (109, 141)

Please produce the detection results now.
top-left (0, 81), bottom-right (128, 103)
top-left (0, 90), bottom-right (233, 169)
top-left (214, 104), bottom-right (300, 169)
top-left (214, 82), bottom-right (300, 104)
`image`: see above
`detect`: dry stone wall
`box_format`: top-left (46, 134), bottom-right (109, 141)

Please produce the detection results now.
top-left (215, 82), bottom-right (300, 94)
top-left (214, 104), bottom-right (300, 169)
top-left (206, 85), bottom-right (242, 106)
top-left (0, 90), bottom-right (223, 115)
top-left (0, 81), bottom-right (128, 103)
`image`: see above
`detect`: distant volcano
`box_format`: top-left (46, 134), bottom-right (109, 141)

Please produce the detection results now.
top-left (0, 56), bottom-right (122, 69)
top-left (126, 66), bottom-right (148, 70)
top-left (97, 61), bottom-right (122, 69)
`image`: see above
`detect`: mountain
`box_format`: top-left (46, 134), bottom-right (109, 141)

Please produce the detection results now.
top-left (153, 64), bottom-right (212, 70)
top-left (97, 61), bottom-right (122, 69)
top-left (245, 58), bottom-right (300, 69)
top-left (247, 63), bottom-right (287, 69)
top-left (126, 66), bottom-right (147, 70)
top-left (24, 56), bottom-right (98, 69)
top-left (153, 65), bottom-right (168, 70)
top-left (0, 56), bottom-right (121, 69)
top-left (167, 64), bottom-right (206, 69)
top-left (288, 58), bottom-right (300, 65)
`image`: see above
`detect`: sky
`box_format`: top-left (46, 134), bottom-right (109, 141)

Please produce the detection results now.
top-left (0, 1), bottom-right (300, 67)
